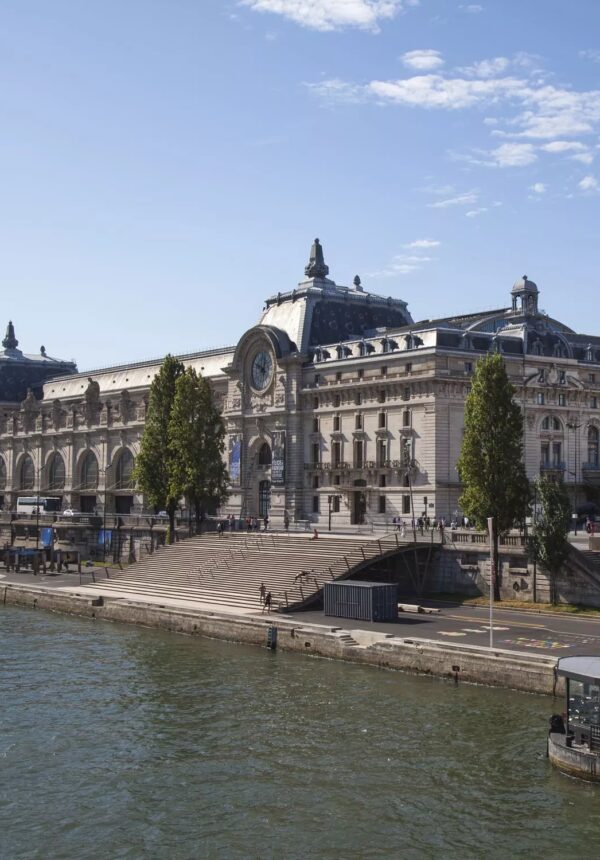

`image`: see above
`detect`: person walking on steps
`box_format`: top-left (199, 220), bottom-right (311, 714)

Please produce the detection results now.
top-left (259, 582), bottom-right (266, 605)
top-left (262, 591), bottom-right (272, 614)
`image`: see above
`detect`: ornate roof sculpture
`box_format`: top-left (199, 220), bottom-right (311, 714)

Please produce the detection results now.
top-left (0, 320), bottom-right (77, 403)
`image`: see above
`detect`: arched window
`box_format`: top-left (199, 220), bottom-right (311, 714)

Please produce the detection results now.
top-left (588, 426), bottom-right (599, 468)
top-left (258, 442), bottom-right (272, 466)
top-left (115, 449), bottom-right (135, 489)
top-left (541, 416), bottom-right (561, 432)
top-left (47, 453), bottom-right (66, 490)
top-left (20, 455), bottom-right (35, 490)
top-left (81, 451), bottom-right (99, 490)
top-left (0, 457), bottom-right (6, 490)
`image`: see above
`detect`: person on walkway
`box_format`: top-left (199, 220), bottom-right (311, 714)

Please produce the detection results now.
top-left (217, 521), bottom-right (223, 537)
top-left (259, 582), bottom-right (266, 604)
top-left (311, 528), bottom-right (319, 540)
top-left (262, 591), bottom-right (272, 614)
top-left (284, 513), bottom-right (290, 533)
top-left (263, 514), bottom-right (269, 531)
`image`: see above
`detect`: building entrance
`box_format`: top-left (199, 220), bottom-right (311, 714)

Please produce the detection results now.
top-left (351, 484), bottom-right (366, 525)
top-left (259, 480), bottom-right (271, 519)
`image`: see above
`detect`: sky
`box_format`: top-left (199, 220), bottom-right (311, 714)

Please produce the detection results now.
top-left (1, 0), bottom-right (600, 370)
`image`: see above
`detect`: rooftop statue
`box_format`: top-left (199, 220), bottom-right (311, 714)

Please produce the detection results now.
top-left (2, 320), bottom-right (19, 351)
top-left (304, 238), bottom-right (330, 279)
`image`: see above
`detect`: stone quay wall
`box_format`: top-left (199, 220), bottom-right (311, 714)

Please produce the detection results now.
top-left (2, 583), bottom-right (561, 697)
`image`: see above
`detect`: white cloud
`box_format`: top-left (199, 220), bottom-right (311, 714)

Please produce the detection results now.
top-left (240, 0), bottom-right (409, 31)
top-left (459, 4), bottom-right (483, 12)
top-left (403, 238), bottom-right (440, 248)
top-left (465, 207), bottom-right (488, 217)
top-left (530, 182), bottom-right (546, 193)
top-left (428, 191), bottom-right (478, 208)
top-left (541, 140), bottom-right (587, 153)
top-left (401, 49), bottom-right (444, 71)
top-left (488, 142), bottom-right (537, 167)
top-left (572, 152), bottom-right (595, 164)
top-left (579, 175), bottom-right (598, 191)
top-left (580, 49), bottom-right (600, 64)
top-left (460, 57), bottom-right (510, 78)
top-left (311, 67), bottom-right (600, 143)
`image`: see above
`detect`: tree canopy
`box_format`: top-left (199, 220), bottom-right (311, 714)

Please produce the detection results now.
top-left (456, 353), bottom-right (531, 598)
top-left (168, 367), bottom-right (228, 524)
top-left (529, 476), bottom-right (571, 604)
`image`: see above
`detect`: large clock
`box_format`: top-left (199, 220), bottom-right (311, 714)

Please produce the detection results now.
top-left (251, 350), bottom-right (273, 391)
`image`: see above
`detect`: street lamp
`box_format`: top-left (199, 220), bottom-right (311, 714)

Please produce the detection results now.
top-left (567, 420), bottom-right (582, 533)
top-left (327, 494), bottom-right (340, 532)
top-left (103, 462), bottom-right (112, 563)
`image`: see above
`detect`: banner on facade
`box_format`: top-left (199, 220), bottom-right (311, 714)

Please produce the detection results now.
top-left (271, 431), bottom-right (286, 486)
top-left (230, 438), bottom-right (241, 485)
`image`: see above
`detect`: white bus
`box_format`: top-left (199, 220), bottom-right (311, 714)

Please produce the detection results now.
top-left (16, 496), bottom-right (62, 516)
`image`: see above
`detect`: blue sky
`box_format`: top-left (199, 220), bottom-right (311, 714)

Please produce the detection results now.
top-left (1, 0), bottom-right (599, 370)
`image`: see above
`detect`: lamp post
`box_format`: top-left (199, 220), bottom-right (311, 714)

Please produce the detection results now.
top-left (103, 463), bottom-right (112, 563)
top-left (567, 420), bottom-right (582, 533)
top-left (35, 466), bottom-right (41, 550)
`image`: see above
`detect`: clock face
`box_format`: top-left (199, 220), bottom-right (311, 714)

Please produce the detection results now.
top-left (251, 350), bottom-right (273, 391)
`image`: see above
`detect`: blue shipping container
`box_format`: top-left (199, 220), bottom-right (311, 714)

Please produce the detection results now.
top-left (324, 581), bottom-right (398, 622)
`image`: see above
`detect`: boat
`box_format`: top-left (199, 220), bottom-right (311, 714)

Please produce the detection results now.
top-left (548, 655), bottom-right (600, 781)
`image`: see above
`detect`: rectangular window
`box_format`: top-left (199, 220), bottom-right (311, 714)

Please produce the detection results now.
top-left (333, 414), bottom-right (341, 432)
top-left (311, 442), bottom-right (320, 465)
top-left (354, 440), bottom-right (364, 468)
top-left (559, 370), bottom-right (566, 384)
top-left (538, 369), bottom-right (545, 383)
top-left (379, 474), bottom-right (386, 488)
top-left (312, 475), bottom-right (320, 489)
top-left (402, 495), bottom-right (411, 514)
top-left (312, 417), bottom-right (319, 433)
top-left (334, 394), bottom-right (341, 407)
top-left (464, 362), bottom-right (473, 373)
top-left (312, 495), bottom-right (320, 514)
top-left (377, 439), bottom-right (387, 466)
top-left (541, 442), bottom-right (549, 466)
top-left (355, 392), bottom-right (362, 406)
top-left (333, 474), bottom-right (340, 486)
top-left (558, 393), bottom-right (566, 407)
top-left (358, 369), bottom-right (364, 380)
top-left (332, 440), bottom-right (342, 467)
top-left (355, 414), bottom-right (363, 430)
top-left (314, 374), bottom-right (320, 385)
top-left (405, 363), bottom-right (412, 373)
top-left (336, 371), bottom-right (342, 382)
top-left (589, 373), bottom-right (596, 383)
top-left (332, 496), bottom-right (340, 513)
top-left (403, 473), bottom-right (410, 487)
top-left (313, 396), bottom-right (319, 410)
top-left (381, 366), bottom-right (388, 377)
top-left (378, 412), bottom-right (386, 429)
top-left (378, 390), bottom-right (386, 404)
top-left (537, 392), bottom-right (545, 405)
top-left (591, 396), bottom-right (598, 409)
top-left (402, 387), bottom-right (411, 402)
top-left (378, 495), bottom-right (386, 514)
top-left (403, 409), bottom-right (411, 427)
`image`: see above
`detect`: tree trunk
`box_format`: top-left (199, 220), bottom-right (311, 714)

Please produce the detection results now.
top-left (168, 506), bottom-right (176, 544)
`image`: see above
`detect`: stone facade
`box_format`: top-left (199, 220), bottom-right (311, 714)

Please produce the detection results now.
top-left (1, 240), bottom-right (599, 524)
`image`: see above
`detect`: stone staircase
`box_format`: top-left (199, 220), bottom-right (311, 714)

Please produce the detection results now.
top-left (78, 531), bottom-right (423, 612)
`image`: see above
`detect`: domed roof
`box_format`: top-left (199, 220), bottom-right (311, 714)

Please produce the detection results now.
top-left (512, 274), bottom-right (538, 294)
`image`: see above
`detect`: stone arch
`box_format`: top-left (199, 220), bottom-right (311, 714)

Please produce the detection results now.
top-left (46, 451), bottom-right (66, 490)
top-left (113, 447), bottom-right (135, 489)
top-left (258, 442), bottom-right (272, 466)
top-left (79, 449), bottom-right (100, 490)
top-left (18, 453), bottom-right (35, 490)
top-left (540, 414), bottom-right (563, 433)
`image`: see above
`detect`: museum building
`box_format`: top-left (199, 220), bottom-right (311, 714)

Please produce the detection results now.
top-left (0, 239), bottom-right (599, 527)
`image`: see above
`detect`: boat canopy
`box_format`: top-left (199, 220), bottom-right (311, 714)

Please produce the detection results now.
top-left (557, 655), bottom-right (600, 683)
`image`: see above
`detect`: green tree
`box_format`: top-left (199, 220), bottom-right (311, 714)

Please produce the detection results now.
top-left (168, 367), bottom-right (229, 528)
top-left (133, 354), bottom-right (185, 540)
top-left (529, 476), bottom-right (571, 604)
top-left (456, 353), bottom-right (531, 600)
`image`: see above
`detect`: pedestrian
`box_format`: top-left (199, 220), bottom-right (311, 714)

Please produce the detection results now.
top-left (311, 528), bottom-right (319, 541)
top-left (259, 582), bottom-right (266, 604)
top-left (263, 591), bottom-right (272, 614)
top-left (217, 521), bottom-right (223, 537)
top-left (284, 513), bottom-right (290, 533)
top-left (264, 514), bottom-right (269, 531)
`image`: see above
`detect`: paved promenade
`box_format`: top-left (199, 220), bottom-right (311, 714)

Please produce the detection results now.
top-left (4, 564), bottom-right (600, 658)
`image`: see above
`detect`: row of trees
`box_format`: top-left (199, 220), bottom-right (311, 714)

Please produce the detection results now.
top-left (457, 353), bottom-right (572, 602)
top-left (134, 355), bottom-right (228, 539)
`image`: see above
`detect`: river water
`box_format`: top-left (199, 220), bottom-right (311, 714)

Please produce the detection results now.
top-left (1, 606), bottom-right (599, 860)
